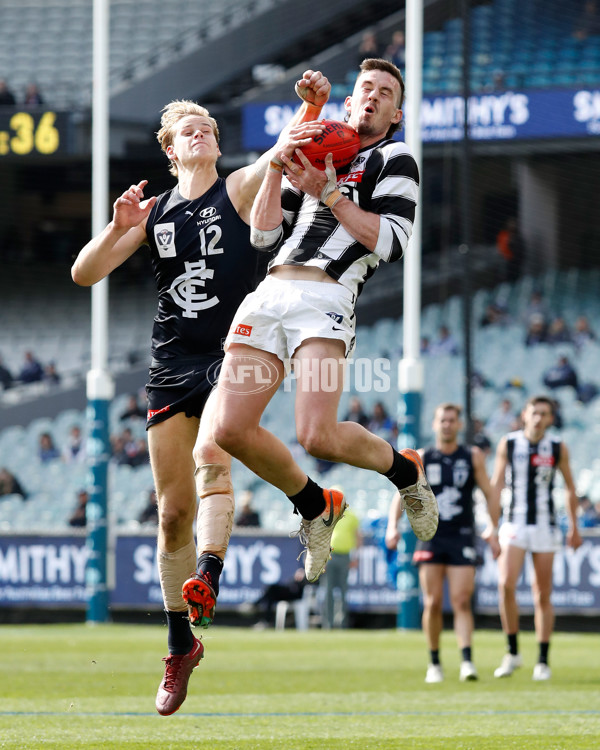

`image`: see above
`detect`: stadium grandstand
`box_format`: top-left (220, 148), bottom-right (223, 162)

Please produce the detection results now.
top-left (0, 0), bottom-right (599, 619)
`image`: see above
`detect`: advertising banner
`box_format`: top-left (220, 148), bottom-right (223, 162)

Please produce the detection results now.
top-left (1, 532), bottom-right (599, 613)
top-left (242, 88), bottom-right (600, 150)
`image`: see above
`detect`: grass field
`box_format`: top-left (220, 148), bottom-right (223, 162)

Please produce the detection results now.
top-left (0, 624), bottom-right (598, 749)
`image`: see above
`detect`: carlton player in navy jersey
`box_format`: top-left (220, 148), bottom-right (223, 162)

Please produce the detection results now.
top-left (386, 404), bottom-right (499, 684)
top-left (71, 70), bottom-right (331, 716)
top-left (490, 395), bottom-right (581, 682)
top-left (213, 59), bottom-right (439, 586)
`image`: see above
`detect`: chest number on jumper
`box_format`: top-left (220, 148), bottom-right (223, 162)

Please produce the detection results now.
top-left (199, 224), bottom-right (224, 255)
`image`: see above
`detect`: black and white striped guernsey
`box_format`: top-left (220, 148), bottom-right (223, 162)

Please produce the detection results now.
top-left (504, 430), bottom-right (562, 526)
top-left (265, 136), bottom-right (419, 298)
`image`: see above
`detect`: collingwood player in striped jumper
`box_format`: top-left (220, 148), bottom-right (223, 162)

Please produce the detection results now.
top-left (213, 59), bottom-right (439, 585)
top-left (491, 395), bottom-right (582, 681)
top-left (386, 404), bottom-right (500, 684)
top-left (71, 70), bottom-right (331, 716)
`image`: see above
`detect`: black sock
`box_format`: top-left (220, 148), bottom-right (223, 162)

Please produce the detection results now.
top-left (538, 641), bottom-right (550, 665)
top-left (461, 646), bottom-right (472, 662)
top-left (197, 552), bottom-right (224, 597)
top-left (287, 477), bottom-right (326, 520)
top-left (430, 649), bottom-right (440, 666)
top-left (508, 633), bottom-right (518, 656)
top-left (383, 448), bottom-right (418, 490)
top-left (165, 609), bottom-right (193, 655)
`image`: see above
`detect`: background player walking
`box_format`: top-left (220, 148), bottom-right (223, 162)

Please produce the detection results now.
top-left (491, 395), bottom-right (582, 681)
top-left (386, 403), bottom-right (500, 683)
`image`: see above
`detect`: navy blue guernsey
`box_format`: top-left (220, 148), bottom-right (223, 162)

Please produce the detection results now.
top-left (422, 445), bottom-right (476, 532)
top-left (145, 179), bottom-right (267, 360)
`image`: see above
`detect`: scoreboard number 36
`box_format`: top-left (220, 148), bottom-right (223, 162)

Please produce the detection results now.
top-left (0, 111), bottom-right (61, 156)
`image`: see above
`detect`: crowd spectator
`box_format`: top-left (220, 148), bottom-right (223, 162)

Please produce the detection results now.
top-left (235, 489), bottom-right (261, 527)
top-left (0, 467), bottom-right (26, 498)
top-left (471, 418), bottom-right (492, 455)
top-left (578, 495), bottom-right (600, 528)
top-left (343, 396), bottom-right (369, 427)
top-left (572, 0), bottom-right (600, 40)
top-left (38, 432), bottom-right (60, 463)
top-left (523, 290), bottom-right (550, 328)
top-left (495, 217), bottom-right (524, 282)
top-left (44, 361), bottom-right (61, 385)
top-left (0, 79), bottom-right (16, 107)
top-left (110, 428), bottom-right (149, 467)
top-left (485, 398), bottom-right (517, 437)
top-left (546, 317), bottom-right (573, 345)
top-left (138, 489), bottom-right (159, 525)
top-left (68, 490), bottom-right (89, 527)
top-left (120, 393), bottom-right (147, 421)
top-left (429, 325), bottom-right (460, 356)
top-left (356, 30), bottom-right (382, 67)
top-left (524, 314), bottom-right (548, 347)
top-left (19, 351), bottom-right (44, 383)
top-left (23, 82), bottom-right (44, 108)
top-left (0, 356), bottom-right (14, 390)
top-left (573, 316), bottom-right (596, 349)
top-left (367, 401), bottom-right (398, 445)
top-left (479, 303), bottom-right (510, 328)
top-left (384, 30), bottom-right (405, 69)
top-left (63, 425), bottom-right (86, 463)
top-left (543, 354), bottom-right (579, 391)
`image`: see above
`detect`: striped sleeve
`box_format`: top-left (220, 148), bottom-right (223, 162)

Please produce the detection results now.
top-left (370, 145), bottom-right (419, 263)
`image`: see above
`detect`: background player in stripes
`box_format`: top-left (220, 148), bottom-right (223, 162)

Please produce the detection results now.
top-left (213, 58), bottom-right (438, 586)
top-left (490, 395), bottom-right (582, 681)
top-left (385, 403), bottom-right (500, 683)
top-left (71, 69), bottom-right (330, 716)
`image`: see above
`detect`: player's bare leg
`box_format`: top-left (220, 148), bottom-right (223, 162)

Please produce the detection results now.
top-left (419, 564), bottom-right (445, 683)
top-left (531, 551), bottom-right (555, 680)
top-left (494, 544), bottom-right (526, 678)
top-left (149, 414), bottom-right (204, 716)
top-left (447, 565), bottom-right (478, 680)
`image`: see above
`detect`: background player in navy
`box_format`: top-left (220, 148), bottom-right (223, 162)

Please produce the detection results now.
top-left (491, 395), bottom-right (581, 681)
top-left (385, 403), bottom-right (500, 683)
top-left (71, 69), bottom-right (330, 716)
top-left (213, 59), bottom-right (438, 586)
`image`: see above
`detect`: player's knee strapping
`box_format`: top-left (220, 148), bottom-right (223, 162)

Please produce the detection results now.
top-left (195, 464), bottom-right (234, 558)
top-left (158, 538), bottom-right (196, 612)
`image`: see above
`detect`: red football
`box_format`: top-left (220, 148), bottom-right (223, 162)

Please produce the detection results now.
top-left (294, 119), bottom-right (360, 171)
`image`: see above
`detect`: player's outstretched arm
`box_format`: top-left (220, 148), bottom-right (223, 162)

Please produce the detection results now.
top-left (72, 180), bottom-right (156, 286)
top-left (558, 442), bottom-right (583, 550)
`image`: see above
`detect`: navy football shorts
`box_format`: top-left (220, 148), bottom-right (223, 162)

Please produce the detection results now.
top-left (413, 529), bottom-right (479, 566)
top-left (145, 354), bottom-right (222, 429)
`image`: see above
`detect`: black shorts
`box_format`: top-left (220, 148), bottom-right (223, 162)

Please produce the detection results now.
top-left (145, 354), bottom-right (223, 429)
top-left (413, 529), bottom-right (479, 567)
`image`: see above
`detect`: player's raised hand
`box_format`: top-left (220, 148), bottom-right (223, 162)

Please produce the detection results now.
top-left (295, 69), bottom-right (331, 108)
top-left (113, 180), bottom-right (157, 230)
top-left (281, 148), bottom-right (329, 199)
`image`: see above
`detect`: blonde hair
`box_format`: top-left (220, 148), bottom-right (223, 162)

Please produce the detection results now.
top-left (156, 100), bottom-right (220, 177)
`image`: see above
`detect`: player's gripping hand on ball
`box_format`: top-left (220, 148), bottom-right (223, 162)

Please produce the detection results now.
top-left (282, 151), bottom-right (342, 208)
top-left (112, 179), bottom-right (157, 231)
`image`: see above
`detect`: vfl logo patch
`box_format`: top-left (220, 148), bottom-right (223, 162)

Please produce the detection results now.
top-left (325, 312), bottom-right (344, 325)
top-left (234, 324), bottom-right (252, 336)
top-left (154, 223), bottom-right (176, 258)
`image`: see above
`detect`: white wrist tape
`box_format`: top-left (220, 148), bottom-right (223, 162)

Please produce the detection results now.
top-left (250, 224), bottom-right (283, 250)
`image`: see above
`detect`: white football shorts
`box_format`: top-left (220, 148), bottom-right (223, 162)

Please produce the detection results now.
top-left (225, 274), bottom-right (356, 362)
top-left (498, 521), bottom-right (562, 553)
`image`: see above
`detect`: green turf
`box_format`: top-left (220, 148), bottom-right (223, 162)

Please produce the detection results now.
top-left (0, 624), bottom-right (598, 749)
